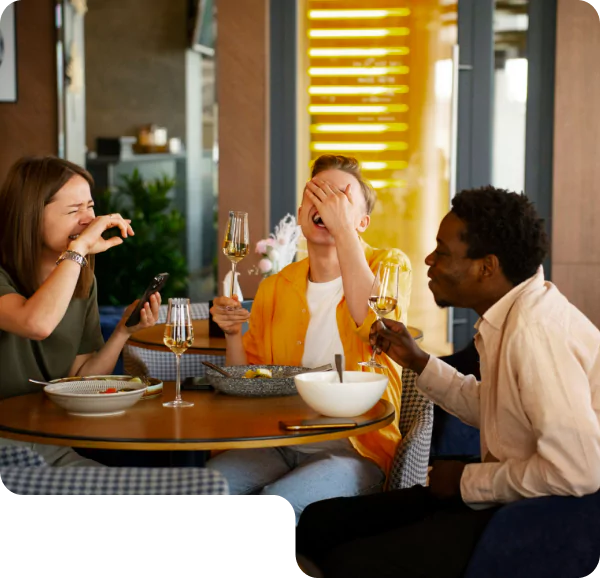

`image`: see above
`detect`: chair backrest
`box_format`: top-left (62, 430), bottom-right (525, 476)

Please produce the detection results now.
top-left (387, 368), bottom-right (434, 490)
top-left (0, 447), bottom-right (229, 495)
top-left (123, 346), bottom-right (225, 381)
top-left (157, 302), bottom-right (210, 323)
top-left (0, 446), bottom-right (46, 467)
top-left (398, 368), bottom-right (430, 435)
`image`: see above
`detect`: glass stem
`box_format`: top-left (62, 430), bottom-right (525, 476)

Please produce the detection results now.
top-left (230, 262), bottom-right (236, 298)
top-left (371, 315), bottom-right (381, 362)
top-left (175, 353), bottom-right (182, 403)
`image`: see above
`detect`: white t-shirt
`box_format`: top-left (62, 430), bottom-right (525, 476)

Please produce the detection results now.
top-left (301, 276), bottom-right (345, 369)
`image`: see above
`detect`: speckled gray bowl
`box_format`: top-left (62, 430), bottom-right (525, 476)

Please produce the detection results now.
top-left (204, 365), bottom-right (312, 397)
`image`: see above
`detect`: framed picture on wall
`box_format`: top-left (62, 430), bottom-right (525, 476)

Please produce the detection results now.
top-left (0, 2), bottom-right (17, 103)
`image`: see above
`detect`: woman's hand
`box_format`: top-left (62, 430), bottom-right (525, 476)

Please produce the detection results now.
top-left (210, 296), bottom-right (250, 336)
top-left (68, 213), bottom-right (135, 256)
top-left (117, 292), bottom-right (161, 335)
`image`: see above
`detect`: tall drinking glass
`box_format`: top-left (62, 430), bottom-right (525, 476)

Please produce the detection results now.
top-left (359, 262), bottom-right (409, 370)
top-left (222, 211), bottom-right (250, 301)
top-left (163, 298), bottom-right (194, 408)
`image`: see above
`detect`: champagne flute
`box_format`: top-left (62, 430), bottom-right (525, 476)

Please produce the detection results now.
top-left (222, 211), bottom-right (250, 305)
top-left (359, 262), bottom-right (406, 370)
top-left (163, 298), bottom-right (195, 408)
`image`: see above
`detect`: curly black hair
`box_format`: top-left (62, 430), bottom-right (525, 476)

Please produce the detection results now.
top-left (451, 186), bottom-right (549, 286)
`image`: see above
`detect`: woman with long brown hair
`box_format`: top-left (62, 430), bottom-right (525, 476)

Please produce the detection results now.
top-left (0, 156), bottom-right (161, 466)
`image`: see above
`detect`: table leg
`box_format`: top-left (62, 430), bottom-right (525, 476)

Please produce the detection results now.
top-left (75, 448), bottom-right (208, 468)
top-left (168, 450), bottom-right (208, 467)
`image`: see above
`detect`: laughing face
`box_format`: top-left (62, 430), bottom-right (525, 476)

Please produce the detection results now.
top-left (424, 212), bottom-right (483, 309)
top-left (42, 175), bottom-right (95, 256)
top-left (298, 168), bottom-right (369, 246)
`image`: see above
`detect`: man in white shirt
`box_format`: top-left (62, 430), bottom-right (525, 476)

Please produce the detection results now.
top-left (296, 186), bottom-right (600, 578)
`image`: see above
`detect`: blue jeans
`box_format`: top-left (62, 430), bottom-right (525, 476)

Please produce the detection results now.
top-left (206, 439), bottom-right (385, 523)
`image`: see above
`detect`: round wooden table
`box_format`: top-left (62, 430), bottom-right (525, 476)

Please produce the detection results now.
top-left (129, 319), bottom-right (423, 353)
top-left (0, 383), bottom-right (395, 451)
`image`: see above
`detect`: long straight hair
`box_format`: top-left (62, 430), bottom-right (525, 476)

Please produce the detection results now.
top-left (0, 156), bottom-right (96, 298)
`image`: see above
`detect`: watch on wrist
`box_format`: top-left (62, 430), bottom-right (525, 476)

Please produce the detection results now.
top-left (56, 250), bottom-right (88, 268)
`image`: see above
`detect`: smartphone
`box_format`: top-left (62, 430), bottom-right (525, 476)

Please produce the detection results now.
top-left (279, 418), bottom-right (357, 431)
top-left (181, 376), bottom-right (214, 391)
top-left (125, 272), bottom-right (169, 327)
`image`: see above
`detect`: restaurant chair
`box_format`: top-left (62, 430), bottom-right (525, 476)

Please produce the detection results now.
top-left (0, 446), bottom-right (229, 495)
top-left (464, 490), bottom-right (600, 578)
top-left (387, 368), bottom-right (434, 490)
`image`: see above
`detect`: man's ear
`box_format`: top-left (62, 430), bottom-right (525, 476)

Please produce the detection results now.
top-left (480, 254), bottom-right (501, 280)
top-left (356, 214), bottom-right (370, 233)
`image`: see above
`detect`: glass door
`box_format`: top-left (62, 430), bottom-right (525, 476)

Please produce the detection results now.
top-left (300, 0), bottom-right (458, 356)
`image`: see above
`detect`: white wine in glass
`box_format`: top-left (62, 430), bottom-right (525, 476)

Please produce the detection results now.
top-left (222, 211), bottom-right (250, 301)
top-left (359, 263), bottom-right (405, 370)
top-left (163, 298), bottom-right (194, 408)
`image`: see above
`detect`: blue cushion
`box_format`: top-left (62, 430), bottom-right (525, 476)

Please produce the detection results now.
top-left (465, 492), bottom-right (600, 578)
top-left (430, 407), bottom-right (481, 459)
top-left (434, 342), bottom-right (481, 459)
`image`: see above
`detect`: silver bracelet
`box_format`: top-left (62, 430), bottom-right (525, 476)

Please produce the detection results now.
top-left (56, 250), bottom-right (88, 268)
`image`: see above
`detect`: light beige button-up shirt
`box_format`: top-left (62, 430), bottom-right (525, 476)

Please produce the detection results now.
top-left (418, 269), bottom-right (600, 508)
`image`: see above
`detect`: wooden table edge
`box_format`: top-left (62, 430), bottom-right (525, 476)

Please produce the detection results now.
top-left (0, 408), bottom-right (394, 451)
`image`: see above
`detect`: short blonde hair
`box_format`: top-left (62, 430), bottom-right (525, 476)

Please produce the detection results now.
top-left (311, 155), bottom-right (377, 215)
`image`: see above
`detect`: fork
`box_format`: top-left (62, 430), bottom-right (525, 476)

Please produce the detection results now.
top-left (282, 364), bottom-right (333, 378)
top-left (201, 361), bottom-right (233, 377)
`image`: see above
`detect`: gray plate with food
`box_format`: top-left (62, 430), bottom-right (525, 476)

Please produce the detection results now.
top-left (204, 365), bottom-right (314, 397)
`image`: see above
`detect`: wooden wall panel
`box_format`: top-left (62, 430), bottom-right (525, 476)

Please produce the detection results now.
top-left (216, 0), bottom-right (270, 299)
top-left (85, 0), bottom-right (188, 153)
top-left (552, 0), bottom-right (600, 325)
top-left (0, 0), bottom-right (57, 182)
top-left (552, 264), bottom-right (600, 326)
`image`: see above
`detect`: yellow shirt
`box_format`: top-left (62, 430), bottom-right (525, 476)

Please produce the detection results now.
top-left (242, 240), bottom-right (411, 475)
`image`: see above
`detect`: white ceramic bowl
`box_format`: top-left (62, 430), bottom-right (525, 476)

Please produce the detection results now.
top-left (44, 380), bottom-right (147, 417)
top-left (294, 371), bottom-right (389, 418)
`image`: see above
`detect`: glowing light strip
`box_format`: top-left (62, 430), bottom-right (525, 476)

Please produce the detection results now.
top-left (309, 85), bottom-right (409, 95)
top-left (309, 66), bottom-right (409, 76)
top-left (311, 123), bottom-right (408, 133)
top-left (309, 104), bottom-right (409, 114)
top-left (370, 179), bottom-right (407, 189)
top-left (308, 28), bottom-right (410, 38)
top-left (309, 48), bottom-right (409, 58)
top-left (311, 143), bottom-right (408, 152)
top-left (362, 161), bottom-right (409, 171)
top-left (308, 9), bottom-right (410, 19)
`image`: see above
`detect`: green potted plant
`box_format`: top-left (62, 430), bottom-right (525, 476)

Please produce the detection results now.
top-left (93, 169), bottom-right (188, 305)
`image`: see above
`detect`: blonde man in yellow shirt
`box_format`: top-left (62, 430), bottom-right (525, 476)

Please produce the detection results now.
top-left (209, 155), bottom-right (411, 522)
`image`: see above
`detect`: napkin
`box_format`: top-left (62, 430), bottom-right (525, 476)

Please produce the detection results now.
top-left (223, 271), bottom-right (244, 300)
